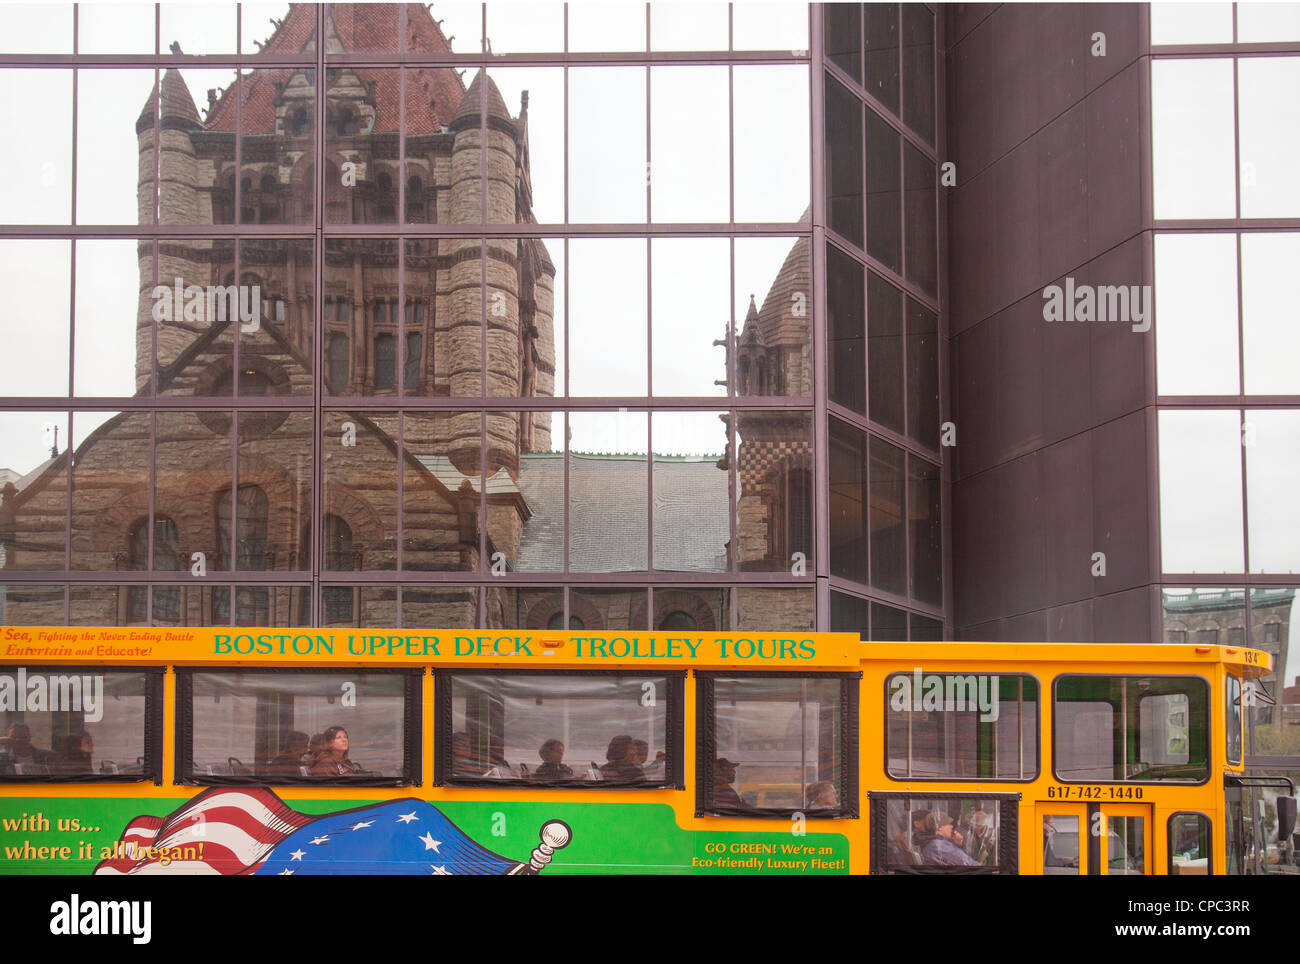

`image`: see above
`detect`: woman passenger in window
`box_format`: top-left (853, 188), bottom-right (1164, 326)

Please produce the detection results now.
top-left (309, 726), bottom-right (360, 776)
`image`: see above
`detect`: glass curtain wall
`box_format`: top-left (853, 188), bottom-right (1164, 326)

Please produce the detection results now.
top-left (1151, 2), bottom-right (1300, 820)
top-left (0, 3), bottom-right (840, 632)
top-left (822, 3), bottom-right (945, 641)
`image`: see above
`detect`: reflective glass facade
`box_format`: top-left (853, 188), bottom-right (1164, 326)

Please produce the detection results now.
top-left (1151, 4), bottom-right (1300, 765)
top-left (0, 3), bottom-right (941, 637)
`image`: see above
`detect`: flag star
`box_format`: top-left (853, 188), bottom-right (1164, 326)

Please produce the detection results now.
top-left (430, 865), bottom-right (450, 875)
top-left (290, 849), bottom-right (306, 861)
top-left (396, 812), bottom-right (418, 824)
top-left (310, 835), bottom-right (331, 846)
top-left (279, 869), bottom-right (295, 875)
top-left (350, 820), bottom-right (375, 831)
top-left (419, 832), bottom-right (442, 852)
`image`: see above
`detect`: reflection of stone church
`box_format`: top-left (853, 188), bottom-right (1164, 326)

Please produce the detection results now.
top-left (0, 3), bottom-right (812, 632)
top-left (1163, 588), bottom-right (1295, 725)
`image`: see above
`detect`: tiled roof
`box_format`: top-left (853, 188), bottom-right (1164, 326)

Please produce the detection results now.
top-left (514, 452), bottom-right (729, 573)
top-left (201, 3), bottom-right (467, 136)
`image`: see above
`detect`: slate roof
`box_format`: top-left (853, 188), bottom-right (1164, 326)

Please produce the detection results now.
top-left (415, 455), bottom-right (521, 497)
top-left (514, 452), bottom-right (730, 573)
top-left (453, 69), bottom-right (514, 129)
top-left (137, 67), bottom-right (204, 130)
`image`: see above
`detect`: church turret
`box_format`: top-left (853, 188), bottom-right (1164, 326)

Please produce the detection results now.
top-left (136, 68), bottom-right (206, 387)
top-left (447, 71), bottom-right (523, 473)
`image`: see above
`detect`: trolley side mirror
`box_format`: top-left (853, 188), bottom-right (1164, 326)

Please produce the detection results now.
top-left (1277, 796), bottom-right (1297, 843)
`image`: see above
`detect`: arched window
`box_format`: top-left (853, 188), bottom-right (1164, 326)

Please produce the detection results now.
top-left (377, 171), bottom-right (395, 221)
top-left (217, 485), bottom-right (269, 571)
top-left (547, 612), bottom-right (585, 630)
top-left (239, 176), bottom-right (255, 222)
top-left (126, 518), bottom-right (181, 623)
top-left (292, 106), bottom-right (310, 137)
top-left (406, 175), bottom-right (425, 221)
top-left (323, 514), bottom-right (355, 624)
top-left (324, 514), bottom-right (354, 571)
top-left (216, 172), bottom-right (236, 224)
top-left (337, 110), bottom-right (356, 136)
top-left (784, 467), bottom-right (812, 563)
top-left (257, 173), bottom-right (279, 223)
top-left (213, 486), bottom-right (269, 623)
top-left (659, 611), bottom-right (696, 631)
top-left (404, 331), bottom-right (422, 390)
top-left (374, 333), bottom-right (395, 389)
top-left (328, 333), bottom-right (350, 392)
top-left (756, 357), bottom-right (768, 395)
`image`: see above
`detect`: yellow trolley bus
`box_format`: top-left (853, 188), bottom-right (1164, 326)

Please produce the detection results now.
top-left (0, 626), bottom-right (1290, 875)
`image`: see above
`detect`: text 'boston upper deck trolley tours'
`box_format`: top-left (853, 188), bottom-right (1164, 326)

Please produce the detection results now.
top-left (0, 626), bottom-right (1292, 875)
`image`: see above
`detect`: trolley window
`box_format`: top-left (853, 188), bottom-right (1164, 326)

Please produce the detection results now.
top-left (1169, 812), bottom-right (1212, 876)
top-left (869, 792), bottom-right (1017, 874)
top-left (885, 671), bottom-right (1039, 781)
top-left (1226, 675), bottom-right (1243, 766)
top-left (434, 671), bottom-right (683, 789)
top-left (0, 666), bottom-right (163, 783)
top-left (1053, 675), bottom-right (1209, 783)
top-left (177, 669), bottom-right (420, 787)
top-left (696, 673), bottom-right (858, 818)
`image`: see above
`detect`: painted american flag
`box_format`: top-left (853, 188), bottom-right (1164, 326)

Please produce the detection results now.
top-left (94, 788), bottom-right (570, 875)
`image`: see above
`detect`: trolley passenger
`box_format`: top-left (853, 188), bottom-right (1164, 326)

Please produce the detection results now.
top-left (633, 738), bottom-right (666, 777)
top-left (600, 735), bottom-right (644, 784)
top-left (264, 731), bottom-right (310, 779)
top-left (309, 725), bottom-right (360, 776)
top-left (713, 757), bottom-right (746, 808)
top-left (533, 739), bottom-right (573, 782)
top-left (916, 811), bottom-right (978, 866)
top-left (0, 724), bottom-right (49, 764)
top-left (805, 780), bottom-right (838, 809)
top-left (58, 732), bottom-right (94, 774)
